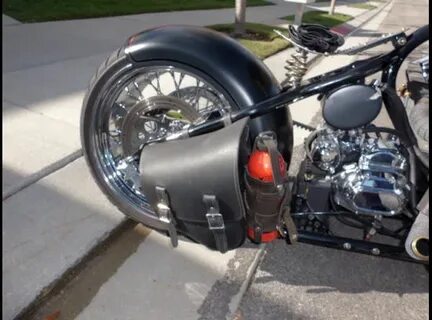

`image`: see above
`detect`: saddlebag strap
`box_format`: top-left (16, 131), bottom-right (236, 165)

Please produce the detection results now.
top-left (155, 186), bottom-right (178, 248)
top-left (203, 195), bottom-right (228, 253)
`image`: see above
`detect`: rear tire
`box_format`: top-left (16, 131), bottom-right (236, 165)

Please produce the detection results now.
top-left (81, 47), bottom-right (240, 227)
top-left (408, 97), bottom-right (429, 143)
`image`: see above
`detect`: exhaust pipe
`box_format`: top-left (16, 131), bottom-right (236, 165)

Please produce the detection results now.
top-left (405, 189), bottom-right (429, 261)
top-left (411, 237), bottom-right (429, 261)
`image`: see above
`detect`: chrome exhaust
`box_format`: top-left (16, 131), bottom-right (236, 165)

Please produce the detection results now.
top-left (411, 237), bottom-right (429, 261)
top-left (405, 189), bottom-right (429, 261)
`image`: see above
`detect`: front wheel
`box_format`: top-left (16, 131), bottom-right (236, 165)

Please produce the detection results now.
top-left (81, 48), bottom-right (239, 227)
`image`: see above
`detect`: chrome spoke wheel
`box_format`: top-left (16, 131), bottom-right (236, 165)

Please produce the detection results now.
top-left (90, 65), bottom-right (233, 211)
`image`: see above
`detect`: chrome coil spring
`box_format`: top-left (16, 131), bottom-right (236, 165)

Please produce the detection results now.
top-left (284, 48), bottom-right (309, 88)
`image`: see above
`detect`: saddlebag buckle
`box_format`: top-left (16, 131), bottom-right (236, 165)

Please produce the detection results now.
top-left (156, 186), bottom-right (178, 248)
top-left (203, 195), bottom-right (228, 253)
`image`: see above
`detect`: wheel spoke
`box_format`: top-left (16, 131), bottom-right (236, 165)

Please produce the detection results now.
top-left (124, 86), bottom-right (141, 101)
top-left (132, 81), bottom-right (144, 100)
top-left (169, 71), bottom-right (185, 98)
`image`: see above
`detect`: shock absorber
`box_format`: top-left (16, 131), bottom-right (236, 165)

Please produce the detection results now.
top-left (284, 48), bottom-right (309, 88)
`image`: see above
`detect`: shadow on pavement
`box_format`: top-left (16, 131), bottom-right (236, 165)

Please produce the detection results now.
top-left (254, 241), bottom-right (428, 295)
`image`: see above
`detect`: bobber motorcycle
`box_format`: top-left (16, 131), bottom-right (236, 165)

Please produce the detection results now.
top-left (81, 23), bottom-right (429, 264)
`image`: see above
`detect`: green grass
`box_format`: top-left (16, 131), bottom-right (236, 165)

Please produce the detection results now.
top-left (4, 0), bottom-right (271, 23)
top-left (208, 10), bottom-right (353, 60)
top-left (282, 10), bottom-right (353, 28)
top-left (347, 3), bottom-right (377, 10)
top-left (207, 23), bottom-right (291, 60)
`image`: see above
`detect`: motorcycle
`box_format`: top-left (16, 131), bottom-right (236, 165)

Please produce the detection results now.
top-left (81, 23), bottom-right (429, 264)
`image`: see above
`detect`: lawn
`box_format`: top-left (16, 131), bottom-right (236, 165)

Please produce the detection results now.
top-left (208, 10), bottom-right (353, 60)
top-left (282, 10), bottom-right (353, 28)
top-left (4, 0), bottom-right (271, 23)
top-left (207, 23), bottom-right (290, 60)
top-left (347, 3), bottom-right (377, 10)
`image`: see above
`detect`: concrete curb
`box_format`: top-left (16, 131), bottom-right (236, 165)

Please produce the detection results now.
top-left (2, 14), bottom-right (21, 26)
top-left (2, 149), bottom-right (83, 200)
top-left (227, 243), bottom-right (267, 320)
top-left (13, 218), bottom-right (130, 320)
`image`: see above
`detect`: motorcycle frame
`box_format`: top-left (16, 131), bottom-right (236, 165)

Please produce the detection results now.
top-left (183, 25), bottom-right (429, 264)
top-left (187, 25), bottom-right (429, 139)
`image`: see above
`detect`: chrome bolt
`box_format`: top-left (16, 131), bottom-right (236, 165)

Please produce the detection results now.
top-left (343, 243), bottom-right (352, 250)
top-left (371, 248), bottom-right (380, 255)
top-left (397, 37), bottom-right (407, 46)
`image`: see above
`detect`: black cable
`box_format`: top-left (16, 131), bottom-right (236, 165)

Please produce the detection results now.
top-left (287, 24), bottom-right (345, 53)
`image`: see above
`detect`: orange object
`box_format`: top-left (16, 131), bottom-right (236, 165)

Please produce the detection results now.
top-left (44, 310), bottom-right (61, 320)
top-left (247, 150), bottom-right (286, 182)
top-left (247, 227), bottom-right (279, 242)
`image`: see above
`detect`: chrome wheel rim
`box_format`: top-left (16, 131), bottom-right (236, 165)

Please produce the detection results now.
top-left (91, 65), bottom-right (233, 210)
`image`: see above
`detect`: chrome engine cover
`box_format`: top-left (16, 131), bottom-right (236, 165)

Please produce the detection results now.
top-left (307, 126), bottom-right (410, 216)
top-left (309, 128), bottom-right (341, 173)
top-left (308, 128), bottom-right (361, 173)
top-left (332, 140), bottom-right (409, 216)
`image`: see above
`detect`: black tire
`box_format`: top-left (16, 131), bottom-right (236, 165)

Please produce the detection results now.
top-left (81, 47), bottom-right (240, 228)
top-left (408, 97), bottom-right (429, 143)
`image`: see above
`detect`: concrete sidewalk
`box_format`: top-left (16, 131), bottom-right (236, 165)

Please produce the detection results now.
top-left (2, 2), bottom-right (392, 319)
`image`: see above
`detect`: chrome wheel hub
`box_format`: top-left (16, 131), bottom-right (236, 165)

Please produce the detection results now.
top-left (120, 96), bottom-right (200, 156)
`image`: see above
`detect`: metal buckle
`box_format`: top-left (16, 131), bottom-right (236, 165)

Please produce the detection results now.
top-left (155, 186), bottom-right (178, 248)
top-left (206, 213), bottom-right (225, 230)
top-left (156, 203), bottom-right (171, 223)
top-left (203, 195), bottom-right (228, 253)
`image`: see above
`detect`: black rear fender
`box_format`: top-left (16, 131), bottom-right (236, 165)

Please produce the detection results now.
top-left (125, 25), bottom-right (293, 164)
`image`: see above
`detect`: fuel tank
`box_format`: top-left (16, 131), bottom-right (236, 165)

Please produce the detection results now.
top-left (322, 85), bottom-right (382, 130)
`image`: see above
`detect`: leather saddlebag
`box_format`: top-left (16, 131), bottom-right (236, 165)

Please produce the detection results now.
top-left (139, 118), bottom-right (250, 252)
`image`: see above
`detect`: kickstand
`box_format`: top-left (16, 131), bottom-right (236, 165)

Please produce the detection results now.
top-left (281, 179), bottom-right (298, 244)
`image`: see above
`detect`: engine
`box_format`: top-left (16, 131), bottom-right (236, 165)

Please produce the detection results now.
top-left (305, 126), bottom-right (410, 216)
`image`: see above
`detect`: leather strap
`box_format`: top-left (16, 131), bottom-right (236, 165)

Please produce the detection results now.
top-left (203, 195), bottom-right (228, 253)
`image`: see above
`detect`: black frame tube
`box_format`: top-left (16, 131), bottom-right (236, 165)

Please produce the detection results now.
top-left (188, 25), bottom-right (429, 138)
top-left (296, 230), bottom-right (426, 264)
top-left (188, 25), bottom-right (430, 265)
